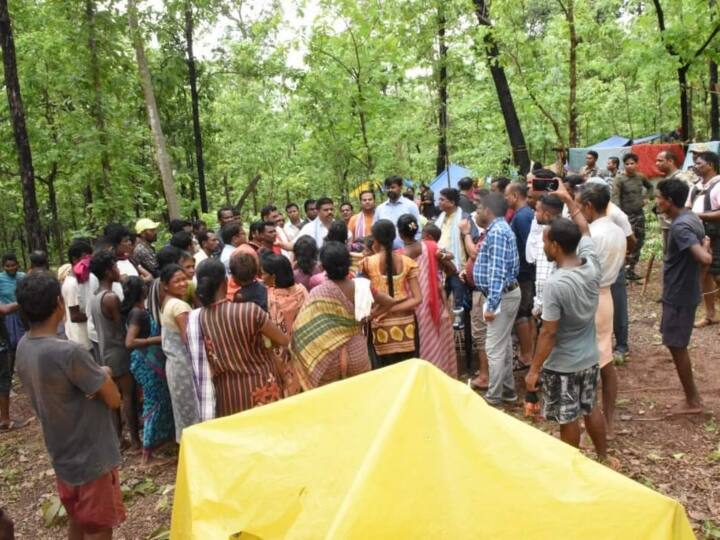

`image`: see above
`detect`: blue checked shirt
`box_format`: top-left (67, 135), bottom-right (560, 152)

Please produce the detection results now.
top-left (473, 217), bottom-right (520, 312)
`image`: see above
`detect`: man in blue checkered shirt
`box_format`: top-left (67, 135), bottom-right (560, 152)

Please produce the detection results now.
top-left (472, 192), bottom-right (521, 405)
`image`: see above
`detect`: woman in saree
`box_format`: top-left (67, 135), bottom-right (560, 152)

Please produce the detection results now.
top-left (397, 214), bottom-right (458, 377)
top-left (292, 236), bottom-right (323, 291)
top-left (195, 259), bottom-right (289, 417)
top-left (159, 264), bottom-right (199, 442)
top-left (122, 277), bottom-right (174, 465)
top-left (291, 241), bottom-right (397, 388)
top-left (261, 253), bottom-right (308, 395)
top-left (359, 220), bottom-right (422, 368)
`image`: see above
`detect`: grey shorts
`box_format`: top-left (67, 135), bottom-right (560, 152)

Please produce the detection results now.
top-left (542, 364), bottom-right (600, 424)
top-left (660, 302), bottom-right (697, 349)
top-left (516, 280), bottom-right (535, 321)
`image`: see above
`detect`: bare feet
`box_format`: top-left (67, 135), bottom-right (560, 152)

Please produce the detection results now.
top-left (667, 401), bottom-right (704, 416)
top-left (139, 454), bottom-right (176, 470)
top-left (599, 455), bottom-right (621, 471)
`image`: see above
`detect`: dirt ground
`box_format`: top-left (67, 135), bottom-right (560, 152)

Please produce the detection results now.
top-left (1, 262), bottom-right (719, 539)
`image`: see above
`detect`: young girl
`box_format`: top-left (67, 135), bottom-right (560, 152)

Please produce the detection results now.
top-left (160, 264), bottom-right (199, 442)
top-left (261, 254), bottom-right (308, 395)
top-left (360, 220), bottom-right (422, 367)
top-left (88, 250), bottom-right (140, 450)
top-left (122, 277), bottom-right (174, 466)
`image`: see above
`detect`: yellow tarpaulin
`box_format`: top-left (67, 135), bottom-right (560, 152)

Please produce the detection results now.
top-left (349, 181), bottom-right (379, 199)
top-left (171, 360), bottom-right (694, 539)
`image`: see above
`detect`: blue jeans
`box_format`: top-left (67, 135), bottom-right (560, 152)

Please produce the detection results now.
top-left (445, 274), bottom-right (466, 311)
top-left (611, 268), bottom-right (628, 353)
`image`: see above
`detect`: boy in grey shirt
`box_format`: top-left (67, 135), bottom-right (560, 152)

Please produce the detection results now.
top-left (15, 272), bottom-right (125, 538)
top-left (525, 181), bottom-right (611, 465)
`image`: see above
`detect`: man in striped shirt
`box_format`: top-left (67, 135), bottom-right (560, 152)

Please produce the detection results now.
top-left (525, 194), bottom-right (563, 317)
top-left (472, 193), bottom-right (521, 405)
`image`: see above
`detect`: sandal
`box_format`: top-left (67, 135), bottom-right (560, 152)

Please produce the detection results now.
top-left (0, 418), bottom-right (32, 433)
top-left (694, 317), bottom-right (718, 328)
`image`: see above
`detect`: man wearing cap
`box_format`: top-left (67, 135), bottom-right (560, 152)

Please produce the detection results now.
top-left (133, 218), bottom-right (160, 277)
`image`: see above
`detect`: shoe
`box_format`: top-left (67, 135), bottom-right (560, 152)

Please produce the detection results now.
top-left (626, 269), bottom-right (642, 281)
top-left (452, 309), bottom-right (464, 330)
top-left (502, 394), bottom-right (518, 403)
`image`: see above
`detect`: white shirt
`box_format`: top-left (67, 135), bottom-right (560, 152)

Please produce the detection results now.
top-left (275, 225), bottom-right (292, 259)
top-left (296, 218), bottom-right (331, 249)
top-left (687, 175), bottom-right (720, 214)
top-left (526, 218), bottom-right (556, 313)
top-left (284, 221), bottom-right (302, 242)
top-left (220, 244), bottom-right (235, 274)
top-left (606, 202), bottom-right (633, 237)
top-left (116, 259), bottom-right (139, 279)
top-left (86, 274), bottom-right (124, 344)
top-left (194, 249), bottom-right (209, 266)
top-left (589, 216), bottom-right (627, 287)
top-left (61, 274), bottom-right (91, 350)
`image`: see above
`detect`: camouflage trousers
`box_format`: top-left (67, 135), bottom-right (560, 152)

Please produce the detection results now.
top-left (626, 211), bottom-right (645, 271)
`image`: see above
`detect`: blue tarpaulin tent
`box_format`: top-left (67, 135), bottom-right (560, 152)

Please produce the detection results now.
top-left (633, 133), bottom-right (662, 144)
top-left (429, 164), bottom-right (474, 203)
top-left (590, 135), bottom-right (631, 149)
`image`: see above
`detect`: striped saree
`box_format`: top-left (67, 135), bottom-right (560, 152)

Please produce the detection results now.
top-left (291, 280), bottom-right (370, 389)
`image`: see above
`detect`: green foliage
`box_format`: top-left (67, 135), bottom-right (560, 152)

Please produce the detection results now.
top-left (1, 0), bottom-right (718, 261)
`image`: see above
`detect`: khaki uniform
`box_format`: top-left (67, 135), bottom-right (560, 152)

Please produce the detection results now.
top-left (612, 173), bottom-right (653, 272)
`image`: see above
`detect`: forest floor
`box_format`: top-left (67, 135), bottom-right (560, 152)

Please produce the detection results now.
top-left (1, 262), bottom-right (719, 539)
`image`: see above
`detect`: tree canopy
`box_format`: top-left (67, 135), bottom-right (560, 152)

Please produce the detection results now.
top-left (0, 0), bottom-right (718, 260)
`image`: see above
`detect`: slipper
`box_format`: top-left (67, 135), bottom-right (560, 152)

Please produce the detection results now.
top-left (470, 376), bottom-right (489, 391)
top-left (693, 317), bottom-right (718, 329)
top-left (513, 359), bottom-right (530, 372)
top-left (0, 418), bottom-right (33, 433)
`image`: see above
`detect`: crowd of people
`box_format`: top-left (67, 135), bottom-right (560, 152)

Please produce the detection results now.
top-left (0, 148), bottom-right (718, 537)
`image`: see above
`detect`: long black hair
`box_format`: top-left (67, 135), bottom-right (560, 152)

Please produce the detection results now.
top-left (261, 253), bottom-right (295, 288)
top-left (121, 276), bottom-right (146, 326)
top-left (293, 236), bottom-right (318, 275)
top-left (196, 258), bottom-right (227, 306)
top-left (371, 219), bottom-right (396, 297)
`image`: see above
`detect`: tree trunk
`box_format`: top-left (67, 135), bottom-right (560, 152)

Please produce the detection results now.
top-left (127, 0), bottom-right (180, 220)
top-left (85, 0), bottom-right (109, 203)
top-left (711, 60), bottom-right (719, 139)
top-left (679, 65), bottom-right (690, 140)
top-left (473, 0), bottom-right (530, 174)
top-left (0, 0), bottom-right (45, 251)
top-left (435, 3), bottom-right (449, 176)
top-left (41, 85), bottom-right (64, 260)
top-left (564, 0), bottom-right (579, 147)
top-left (652, 0), bottom-right (720, 142)
top-left (349, 32), bottom-right (373, 174)
top-left (45, 164), bottom-right (63, 261)
top-left (184, 1), bottom-right (208, 213)
top-left (222, 173), bottom-right (231, 206)
top-left (235, 174), bottom-right (261, 215)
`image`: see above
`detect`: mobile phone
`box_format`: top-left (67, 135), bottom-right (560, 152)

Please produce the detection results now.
top-left (533, 177), bottom-right (559, 191)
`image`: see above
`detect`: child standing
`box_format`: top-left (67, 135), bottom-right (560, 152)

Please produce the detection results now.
top-left (15, 272), bottom-right (125, 538)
